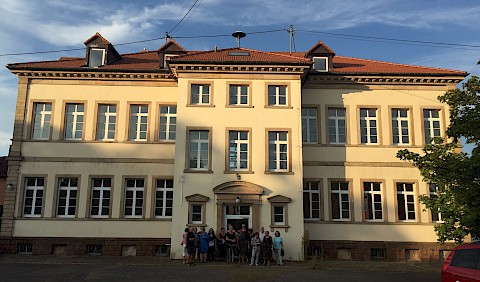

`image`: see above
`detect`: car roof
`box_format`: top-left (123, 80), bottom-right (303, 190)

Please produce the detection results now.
top-left (454, 242), bottom-right (480, 250)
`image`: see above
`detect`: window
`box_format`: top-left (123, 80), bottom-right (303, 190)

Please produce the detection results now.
top-left (159, 105), bottom-right (176, 141)
top-left (268, 131), bottom-right (289, 172)
top-left (429, 183), bottom-right (442, 222)
top-left (450, 249), bottom-right (480, 269)
top-left (17, 244), bottom-right (33, 254)
top-left (229, 85), bottom-right (249, 105)
top-left (397, 183), bottom-right (416, 221)
top-left (88, 48), bottom-right (105, 68)
top-left (267, 85), bottom-right (287, 106)
top-left (124, 178), bottom-right (144, 218)
top-left (23, 177), bottom-right (44, 217)
top-left (302, 108), bottom-right (318, 144)
top-left (155, 179), bottom-right (173, 217)
top-left (228, 131), bottom-right (249, 171)
top-left (313, 57), bottom-right (328, 72)
top-left (96, 104), bottom-right (116, 141)
top-left (328, 108), bottom-right (347, 144)
top-left (188, 130), bottom-right (210, 170)
top-left (32, 102), bottom-right (52, 139)
top-left (391, 109), bottom-right (409, 145)
top-left (57, 178), bottom-right (78, 217)
top-left (191, 204), bottom-right (202, 224)
top-left (424, 109), bottom-right (441, 144)
top-left (330, 181), bottom-right (350, 221)
top-left (128, 105), bottom-right (148, 141)
top-left (273, 206), bottom-right (285, 225)
top-left (360, 108), bottom-right (378, 144)
top-left (303, 181), bottom-right (320, 220)
top-left (190, 84), bottom-right (210, 105)
top-left (163, 54), bottom-right (177, 69)
top-left (86, 245), bottom-right (103, 255)
top-left (64, 103), bottom-right (84, 140)
top-left (363, 182), bottom-right (383, 221)
top-left (90, 178), bottom-right (111, 218)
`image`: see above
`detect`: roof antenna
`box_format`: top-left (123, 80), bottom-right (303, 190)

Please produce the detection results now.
top-left (165, 32), bottom-right (170, 43)
top-left (232, 31), bottom-right (246, 48)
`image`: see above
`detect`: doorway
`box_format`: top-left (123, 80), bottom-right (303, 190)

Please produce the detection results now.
top-left (224, 205), bottom-right (251, 230)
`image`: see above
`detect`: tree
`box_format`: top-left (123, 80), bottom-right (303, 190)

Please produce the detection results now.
top-left (397, 76), bottom-right (480, 243)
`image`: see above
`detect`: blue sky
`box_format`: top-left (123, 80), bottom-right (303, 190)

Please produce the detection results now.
top-left (0, 0), bottom-right (479, 155)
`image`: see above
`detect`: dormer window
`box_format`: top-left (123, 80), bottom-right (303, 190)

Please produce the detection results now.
top-left (89, 48), bottom-right (105, 68)
top-left (163, 54), bottom-right (178, 69)
top-left (313, 57), bottom-right (328, 72)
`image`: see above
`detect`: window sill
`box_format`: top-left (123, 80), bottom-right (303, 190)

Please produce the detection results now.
top-left (224, 170), bottom-right (254, 174)
top-left (186, 104), bottom-right (215, 108)
top-left (225, 105), bottom-right (254, 108)
top-left (183, 169), bottom-right (214, 174)
top-left (187, 223), bottom-right (207, 227)
top-left (269, 224), bottom-right (290, 232)
top-left (264, 106), bottom-right (293, 109)
top-left (264, 171), bottom-right (294, 175)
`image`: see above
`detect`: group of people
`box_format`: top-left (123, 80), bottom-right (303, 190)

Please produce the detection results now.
top-left (181, 224), bottom-right (284, 266)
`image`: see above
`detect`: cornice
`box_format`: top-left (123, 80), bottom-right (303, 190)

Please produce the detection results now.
top-left (169, 64), bottom-right (310, 76)
top-left (10, 70), bottom-right (175, 81)
top-left (307, 75), bottom-right (465, 85)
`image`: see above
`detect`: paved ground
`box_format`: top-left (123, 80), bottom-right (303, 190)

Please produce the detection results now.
top-left (0, 255), bottom-right (443, 281)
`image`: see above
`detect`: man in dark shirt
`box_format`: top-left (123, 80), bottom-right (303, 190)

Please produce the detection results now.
top-left (186, 227), bottom-right (196, 265)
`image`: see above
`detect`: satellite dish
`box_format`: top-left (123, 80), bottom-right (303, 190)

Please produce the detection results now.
top-left (232, 31), bottom-right (246, 48)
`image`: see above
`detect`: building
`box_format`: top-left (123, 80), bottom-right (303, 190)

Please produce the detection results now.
top-left (0, 157), bottom-right (7, 237)
top-left (0, 33), bottom-right (467, 260)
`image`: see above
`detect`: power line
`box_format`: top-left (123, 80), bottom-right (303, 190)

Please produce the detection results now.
top-left (168, 0), bottom-right (200, 35)
top-left (296, 29), bottom-right (480, 50)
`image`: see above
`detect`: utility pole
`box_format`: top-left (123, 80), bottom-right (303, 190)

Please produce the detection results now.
top-left (289, 25), bottom-right (294, 55)
top-left (165, 32), bottom-right (170, 43)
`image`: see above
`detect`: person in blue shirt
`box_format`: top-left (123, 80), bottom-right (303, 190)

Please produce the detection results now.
top-left (273, 231), bottom-right (283, 265)
top-left (198, 227), bottom-right (210, 262)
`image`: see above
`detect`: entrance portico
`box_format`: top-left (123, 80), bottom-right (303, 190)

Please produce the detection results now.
top-left (213, 181), bottom-right (263, 232)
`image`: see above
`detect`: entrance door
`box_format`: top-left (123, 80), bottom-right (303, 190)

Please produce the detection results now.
top-left (224, 205), bottom-right (251, 230)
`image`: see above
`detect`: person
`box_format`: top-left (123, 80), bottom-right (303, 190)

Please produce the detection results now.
top-left (181, 227), bottom-right (189, 264)
top-left (225, 226), bottom-right (237, 264)
top-left (273, 231), bottom-right (283, 265)
top-left (217, 228), bottom-right (227, 262)
top-left (261, 230), bottom-right (273, 266)
top-left (245, 228), bottom-right (253, 264)
top-left (207, 228), bottom-right (216, 262)
top-left (237, 229), bottom-right (247, 264)
top-left (186, 227), bottom-right (196, 266)
top-left (259, 226), bottom-right (265, 243)
top-left (193, 227), bottom-right (199, 262)
top-left (250, 232), bottom-right (261, 266)
top-left (198, 227), bottom-right (209, 263)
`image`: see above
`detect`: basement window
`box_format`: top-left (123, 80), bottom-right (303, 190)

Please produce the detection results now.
top-left (313, 57), bottom-right (328, 72)
top-left (89, 48), bottom-right (105, 68)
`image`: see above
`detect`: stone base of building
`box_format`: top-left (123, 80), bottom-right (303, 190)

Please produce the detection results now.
top-left (0, 237), bottom-right (171, 256)
top-left (306, 240), bottom-right (455, 261)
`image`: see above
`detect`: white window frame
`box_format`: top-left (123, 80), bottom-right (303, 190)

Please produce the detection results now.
top-left (429, 183), bottom-right (442, 222)
top-left (124, 178), bottom-right (144, 218)
top-left (268, 131), bottom-right (289, 172)
top-left (57, 178), bottom-right (78, 218)
top-left (313, 57), bottom-right (328, 72)
top-left (360, 108), bottom-right (379, 144)
top-left (228, 131), bottom-right (249, 171)
top-left (190, 84), bottom-right (211, 105)
top-left (423, 109), bottom-right (441, 144)
top-left (328, 108), bottom-right (347, 144)
top-left (159, 105), bottom-right (176, 142)
top-left (32, 102), bottom-right (52, 140)
top-left (191, 204), bottom-right (203, 224)
top-left (273, 205), bottom-right (285, 225)
top-left (65, 103), bottom-right (84, 140)
top-left (128, 105), bottom-right (149, 141)
top-left (88, 48), bottom-right (105, 68)
top-left (90, 178), bottom-right (111, 218)
top-left (396, 183), bottom-right (416, 221)
top-left (302, 108), bottom-right (318, 144)
top-left (96, 104), bottom-right (116, 141)
top-left (188, 130), bottom-right (210, 170)
top-left (23, 177), bottom-right (44, 217)
top-left (363, 182), bottom-right (383, 221)
top-left (267, 85), bottom-right (287, 106)
top-left (303, 181), bottom-right (320, 220)
top-left (163, 54), bottom-right (178, 69)
top-left (330, 181), bottom-right (350, 221)
top-left (155, 179), bottom-right (174, 218)
top-left (392, 108), bottom-right (410, 145)
top-left (229, 85), bottom-right (249, 105)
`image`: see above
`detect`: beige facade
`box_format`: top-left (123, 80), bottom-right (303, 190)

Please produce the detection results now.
top-left (0, 35), bottom-right (467, 260)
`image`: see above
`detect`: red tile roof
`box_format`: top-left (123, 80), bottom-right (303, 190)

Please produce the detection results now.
top-left (169, 48), bottom-right (312, 65)
top-left (6, 48), bottom-right (467, 76)
top-left (84, 32), bottom-right (111, 45)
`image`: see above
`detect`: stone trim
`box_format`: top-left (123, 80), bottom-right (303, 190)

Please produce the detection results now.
top-left (307, 75), bottom-right (465, 86)
top-left (170, 64), bottom-right (310, 76)
top-left (22, 157), bottom-right (174, 164)
top-left (11, 70), bottom-right (173, 81)
top-left (303, 161), bottom-right (414, 167)
top-left (212, 181), bottom-right (264, 195)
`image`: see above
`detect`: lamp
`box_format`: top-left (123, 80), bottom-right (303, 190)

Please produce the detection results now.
top-left (236, 173), bottom-right (241, 180)
top-left (6, 184), bottom-right (13, 191)
top-left (235, 196), bottom-right (241, 204)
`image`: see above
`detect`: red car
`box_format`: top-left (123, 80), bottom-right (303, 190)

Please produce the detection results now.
top-left (442, 243), bottom-right (480, 281)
